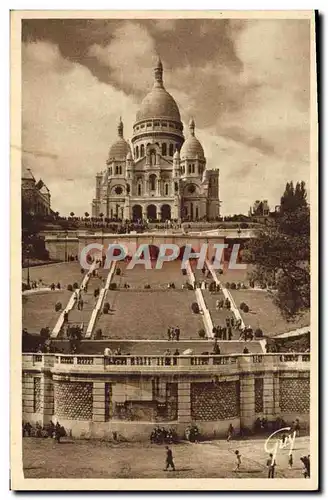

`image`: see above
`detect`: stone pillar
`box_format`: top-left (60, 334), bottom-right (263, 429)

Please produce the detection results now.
top-left (273, 373), bottom-right (280, 415)
top-left (263, 372), bottom-right (275, 420)
top-left (177, 381), bottom-right (191, 423)
top-left (22, 373), bottom-right (34, 418)
top-left (92, 382), bottom-right (105, 422)
top-left (144, 176), bottom-right (148, 196)
top-left (157, 179), bottom-right (161, 196)
top-left (239, 359), bottom-right (255, 429)
top-left (41, 374), bottom-right (54, 425)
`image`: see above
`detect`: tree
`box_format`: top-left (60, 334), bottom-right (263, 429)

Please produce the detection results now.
top-left (99, 212), bottom-right (104, 219)
top-left (70, 212), bottom-right (75, 218)
top-left (243, 181), bottom-right (310, 320)
top-left (84, 212), bottom-right (89, 218)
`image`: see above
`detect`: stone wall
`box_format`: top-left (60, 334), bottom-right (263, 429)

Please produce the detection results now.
top-left (22, 354), bottom-right (311, 439)
top-left (279, 376), bottom-right (310, 414)
top-left (54, 381), bottom-right (93, 420)
top-left (191, 381), bottom-right (240, 421)
top-left (254, 377), bottom-right (264, 414)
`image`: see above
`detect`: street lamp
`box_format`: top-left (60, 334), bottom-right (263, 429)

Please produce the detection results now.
top-left (64, 231), bottom-right (68, 262)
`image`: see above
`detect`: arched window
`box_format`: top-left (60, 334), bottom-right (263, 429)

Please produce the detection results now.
top-left (140, 144), bottom-right (145, 157)
top-left (165, 183), bottom-right (169, 196)
top-left (169, 144), bottom-right (174, 156)
top-left (136, 145), bottom-right (139, 158)
top-left (150, 174), bottom-right (156, 191)
top-left (138, 183), bottom-right (142, 196)
top-left (188, 164), bottom-right (191, 174)
top-left (115, 166), bottom-right (119, 175)
top-left (162, 143), bottom-right (167, 156)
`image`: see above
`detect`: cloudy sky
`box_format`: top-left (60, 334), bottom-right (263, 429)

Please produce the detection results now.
top-left (21, 18), bottom-right (311, 216)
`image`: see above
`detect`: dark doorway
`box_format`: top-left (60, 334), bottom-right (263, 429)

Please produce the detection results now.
top-left (147, 204), bottom-right (157, 221)
top-left (161, 204), bottom-right (171, 221)
top-left (132, 205), bottom-right (143, 221)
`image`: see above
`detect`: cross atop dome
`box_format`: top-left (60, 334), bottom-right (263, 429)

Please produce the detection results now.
top-left (118, 116), bottom-right (124, 138)
top-left (189, 118), bottom-right (195, 136)
top-left (154, 56), bottom-right (164, 88)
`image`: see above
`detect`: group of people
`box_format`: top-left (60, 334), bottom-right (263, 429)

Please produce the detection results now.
top-left (163, 349), bottom-right (180, 364)
top-left (22, 420), bottom-right (66, 443)
top-left (150, 426), bottom-right (178, 445)
top-left (50, 282), bottom-right (61, 290)
top-left (215, 298), bottom-right (232, 311)
top-left (185, 424), bottom-right (200, 443)
top-left (212, 316), bottom-right (241, 341)
top-left (167, 326), bottom-right (181, 341)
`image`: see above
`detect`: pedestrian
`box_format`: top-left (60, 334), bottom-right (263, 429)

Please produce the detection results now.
top-left (267, 454), bottom-right (276, 478)
top-left (176, 327), bottom-right (180, 341)
top-left (227, 423), bottom-right (234, 441)
top-left (164, 446), bottom-right (175, 471)
top-left (288, 453), bottom-right (293, 469)
top-left (234, 450), bottom-right (241, 472)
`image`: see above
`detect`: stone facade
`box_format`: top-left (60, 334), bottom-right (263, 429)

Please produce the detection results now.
top-left (22, 354), bottom-right (310, 440)
top-left (22, 166), bottom-right (51, 216)
top-left (92, 59), bottom-right (220, 221)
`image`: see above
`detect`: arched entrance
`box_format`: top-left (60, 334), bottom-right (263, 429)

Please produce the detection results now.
top-left (132, 205), bottom-right (143, 221)
top-left (161, 204), bottom-right (171, 221)
top-left (147, 204), bottom-right (157, 221)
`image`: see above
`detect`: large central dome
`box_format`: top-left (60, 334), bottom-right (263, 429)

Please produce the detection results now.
top-left (135, 58), bottom-right (181, 122)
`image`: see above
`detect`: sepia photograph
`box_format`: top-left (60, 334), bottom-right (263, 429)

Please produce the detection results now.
top-left (10, 10), bottom-right (318, 490)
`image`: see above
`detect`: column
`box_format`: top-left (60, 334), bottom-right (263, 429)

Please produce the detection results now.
top-left (157, 179), bottom-right (161, 196)
top-left (239, 358), bottom-right (255, 429)
top-left (92, 381), bottom-right (106, 422)
top-left (177, 381), bottom-right (191, 423)
top-left (144, 176), bottom-right (148, 196)
top-left (22, 373), bottom-right (34, 418)
top-left (273, 373), bottom-right (280, 416)
top-left (40, 374), bottom-right (54, 425)
top-left (263, 372), bottom-right (275, 420)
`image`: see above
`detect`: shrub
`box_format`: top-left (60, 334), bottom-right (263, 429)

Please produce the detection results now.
top-left (109, 283), bottom-right (117, 290)
top-left (95, 328), bottom-right (102, 340)
top-left (198, 328), bottom-right (206, 339)
top-left (225, 282), bottom-right (230, 289)
top-left (254, 328), bottom-right (263, 338)
top-left (243, 304), bottom-right (249, 313)
top-left (55, 301), bottom-right (62, 312)
top-left (230, 282), bottom-right (236, 290)
top-left (73, 282), bottom-right (79, 289)
top-left (191, 302), bottom-right (200, 314)
top-left (240, 222), bottom-right (249, 229)
top-left (67, 284), bottom-right (73, 291)
top-left (116, 268), bottom-right (121, 276)
top-left (240, 302), bottom-right (246, 311)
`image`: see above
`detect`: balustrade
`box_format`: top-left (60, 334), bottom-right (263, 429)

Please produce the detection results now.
top-left (23, 352), bottom-right (311, 371)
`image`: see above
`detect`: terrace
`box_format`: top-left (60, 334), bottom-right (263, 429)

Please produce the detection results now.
top-left (95, 289), bottom-right (204, 340)
top-left (230, 289), bottom-right (310, 336)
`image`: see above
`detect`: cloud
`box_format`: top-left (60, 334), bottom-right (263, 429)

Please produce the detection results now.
top-left (22, 41), bottom-right (138, 216)
top-left (88, 22), bottom-right (157, 94)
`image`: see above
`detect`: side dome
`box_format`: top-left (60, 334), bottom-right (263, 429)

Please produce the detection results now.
top-left (135, 57), bottom-right (181, 122)
top-left (180, 119), bottom-right (205, 159)
top-left (108, 118), bottom-right (131, 160)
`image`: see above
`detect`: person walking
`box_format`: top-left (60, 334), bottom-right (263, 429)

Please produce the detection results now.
top-left (288, 453), bottom-right (293, 469)
top-left (233, 450), bottom-right (241, 472)
top-left (267, 453), bottom-right (276, 478)
top-left (164, 446), bottom-right (175, 471)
